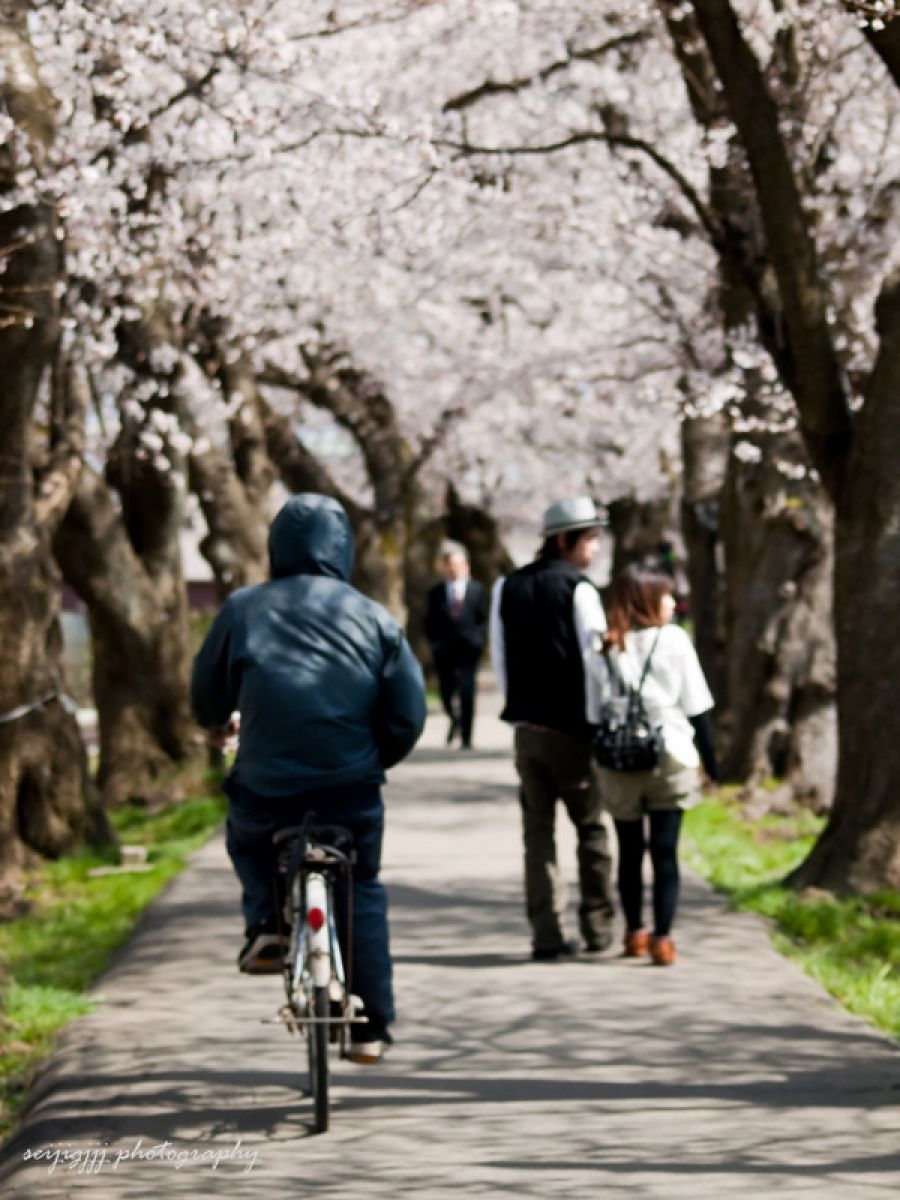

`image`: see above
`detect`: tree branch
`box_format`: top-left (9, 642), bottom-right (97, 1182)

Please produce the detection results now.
top-left (404, 403), bottom-right (466, 484)
top-left (35, 352), bottom-right (88, 531)
top-left (262, 349), bottom-right (412, 522)
top-left (53, 465), bottom-right (157, 645)
top-left (442, 32), bottom-right (649, 112)
top-left (88, 62), bottom-right (221, 166)
top-left (435, 129), bottom-right (724, 251)
top-left (690, 0), bottom-right (853, 498)
top-left (167, 353), bottom-right (270, 594)
top-left (252, 378), bottom-right (363, 524)
top-left (843, 1), bottom-right (900, 88)
top-left (0, 0), bottom-right (57, 151)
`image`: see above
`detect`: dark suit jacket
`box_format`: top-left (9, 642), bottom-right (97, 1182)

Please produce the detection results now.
top-left (424, 578), bottom-right (488, 662)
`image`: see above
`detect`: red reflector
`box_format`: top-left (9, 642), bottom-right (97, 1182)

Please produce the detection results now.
top-left (307, 906), bottom-right (326, 931)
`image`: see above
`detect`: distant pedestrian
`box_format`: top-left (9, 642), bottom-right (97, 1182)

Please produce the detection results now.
top-left (424, 543), bottom-right (488, 749)
top-left (491, 497), bottom-right (615, 961)
top-left (585, 563), bottom-right (718, 967)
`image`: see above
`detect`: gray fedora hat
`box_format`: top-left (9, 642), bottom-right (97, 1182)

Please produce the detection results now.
top-left (541, 496), bottom-right (604, 538)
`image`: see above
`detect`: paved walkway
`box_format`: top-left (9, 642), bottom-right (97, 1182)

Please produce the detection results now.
top-left (1, 692), bottom-right (898, 1198)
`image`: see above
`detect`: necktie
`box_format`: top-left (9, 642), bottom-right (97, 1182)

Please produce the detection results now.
top-left (450, 588), bottom-right (463, 619)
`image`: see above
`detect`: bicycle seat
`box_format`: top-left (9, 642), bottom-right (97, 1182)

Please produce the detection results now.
top-left (273, 825), bottom-right (307, 846)
top-left (273, 823), bottom-right (353, 851)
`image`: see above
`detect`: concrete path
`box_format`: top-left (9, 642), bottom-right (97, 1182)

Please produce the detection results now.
top-left (1, 691), bottom-right (898, 1199)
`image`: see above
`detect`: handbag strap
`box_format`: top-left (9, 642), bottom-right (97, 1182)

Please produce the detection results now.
top-left (635, 628), bottom-right (662, 695)
top-left (602, 627), bottom-right (662, 697)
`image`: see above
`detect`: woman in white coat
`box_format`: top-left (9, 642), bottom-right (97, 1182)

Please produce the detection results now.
top-left (585, 565), bottom-right (718, 966)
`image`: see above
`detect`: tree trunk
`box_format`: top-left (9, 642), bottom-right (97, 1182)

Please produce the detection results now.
top-left (687, 0), bottom-right (899, 888)
top-left (183, 342), bottom-right (273, 597)
top-left (443, 484), bottom-right (516, 583)
top-left (254, 385), bottom-right (388, 597)
top-left (720, 433), bottom-right (836, 810)
top-left (353, 514), bottom-right (408, 616)
top-left (788, 275), bottom-right (900, 890)
top-left (114, 314), bottom-right (274, 599)
top-left (680, 412), bottom-right (729, 701)
top-left (54, 461), bottom-right (195, 808)
top-left (0, 544), bottom-right (104, 911)
top-left (258, 351), bottom-right (416, 620)
top-left (0, 5), bottom-right (106, 909)
top-left (606, 496), bottom-right (673, 581)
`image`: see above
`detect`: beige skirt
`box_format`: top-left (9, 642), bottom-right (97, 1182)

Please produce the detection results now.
top-left (598, 753), bottom-right (701, 822)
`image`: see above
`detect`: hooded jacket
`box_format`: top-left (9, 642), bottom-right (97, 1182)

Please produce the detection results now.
top-left (191, 494), bottom-right (426, 797)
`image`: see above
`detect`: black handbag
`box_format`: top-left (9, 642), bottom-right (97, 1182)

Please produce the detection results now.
top-left (592, 630), bottom-right (664, 773)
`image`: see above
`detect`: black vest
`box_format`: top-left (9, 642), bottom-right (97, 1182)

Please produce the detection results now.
top-left (500, 558), bottom-right (593, 738)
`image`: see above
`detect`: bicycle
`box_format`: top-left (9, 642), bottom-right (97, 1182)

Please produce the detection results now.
top-left (269, 813), bottom-right (366, 1134)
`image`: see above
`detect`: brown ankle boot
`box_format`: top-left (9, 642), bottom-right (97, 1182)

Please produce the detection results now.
top-left (623, 929), bottom-right (650, 958)
top-left (649, 935), bottom-right (676, 966)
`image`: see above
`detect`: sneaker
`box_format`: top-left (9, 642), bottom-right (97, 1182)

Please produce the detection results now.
top-left (623, 929), bottom-right (650, 958)
top-left (649, 934), bottom-right (676, 966)
top-left (347, 1025), bottom-right (393, 1065)
top-left (238, 922), bottom-right (289, 974)
top-left (531, 938), bottom-right (579, 962)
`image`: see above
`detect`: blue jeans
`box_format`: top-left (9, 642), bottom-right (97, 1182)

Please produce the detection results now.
top-left (224, 775), bottom-right (395, 1030)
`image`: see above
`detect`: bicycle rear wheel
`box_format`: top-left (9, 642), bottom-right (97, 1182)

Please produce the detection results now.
top-left (307, 984), bottom-right (330, 1132)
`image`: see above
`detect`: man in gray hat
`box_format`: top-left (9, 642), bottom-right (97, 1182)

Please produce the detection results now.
top-left (489, 497), bottom-right (615, 960)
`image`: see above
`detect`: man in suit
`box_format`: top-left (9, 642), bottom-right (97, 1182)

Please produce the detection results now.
top-left (424, 543), bottom-right (488, 749)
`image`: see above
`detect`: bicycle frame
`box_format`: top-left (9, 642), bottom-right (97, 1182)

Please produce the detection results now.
top-left (269, 816), bottom-right (363, 1132)
top-left (290, 867), bottom-right (335, 992)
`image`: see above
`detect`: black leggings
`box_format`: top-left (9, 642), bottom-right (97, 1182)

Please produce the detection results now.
top-left (614, 810), bottom-right (683, 937)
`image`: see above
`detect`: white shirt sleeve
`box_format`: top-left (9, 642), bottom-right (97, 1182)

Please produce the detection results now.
top-left (489, 577), bottom-right (507, 697)
top-left (584, 644), bottom-right (614, 726)
top-left (573, 580), bottom-right (607, 652)
top-left (576, 582), bottom-right (607, 726)
top-left (674, 627), bottom-right (714, 716)
top-left (585, 655), bottom-right (601, 726)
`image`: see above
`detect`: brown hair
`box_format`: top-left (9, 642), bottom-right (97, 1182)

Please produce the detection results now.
top-left (603, 564), bottom-right (673, 651)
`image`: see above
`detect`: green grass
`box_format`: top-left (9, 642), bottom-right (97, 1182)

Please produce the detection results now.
top-left (684, 792), bottom-right (900, 1040)
top-left (0, 789), bottom-right (226, 1136)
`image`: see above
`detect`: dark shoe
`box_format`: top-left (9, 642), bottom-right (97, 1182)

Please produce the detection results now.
top-left (582, 929), bottom-right (615, 955)
top-left (347, 1024), bottom-right (393, 1065)
top-left (446, 716), bottom-right (459, 745)
top-left (238, 921), bottom-right (289, 974)
top-left (531, 938), bottom-right (579, 962)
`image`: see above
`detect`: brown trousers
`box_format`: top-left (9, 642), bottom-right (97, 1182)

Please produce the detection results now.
top-left (514, 726), bottom-right (614, 952)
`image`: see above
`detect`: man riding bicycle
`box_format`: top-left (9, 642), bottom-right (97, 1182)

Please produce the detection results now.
top-left (191, 493), bottom-right (426, 1063)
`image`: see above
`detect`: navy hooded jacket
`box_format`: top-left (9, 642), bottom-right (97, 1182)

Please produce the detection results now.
top-left (191, 493), bottom-right (426, 797)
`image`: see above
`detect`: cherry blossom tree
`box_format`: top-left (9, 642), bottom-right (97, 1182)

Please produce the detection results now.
top-left (680, 0), bottom-right (900, 889)
top-left (7, 0), bottom-right (898, 894)
top-left (0, 1), bottom-right (107, 907)
top-left (53, 319), bottom-right (206, 808)
top-left (31, 0), bottom-right (685, 607)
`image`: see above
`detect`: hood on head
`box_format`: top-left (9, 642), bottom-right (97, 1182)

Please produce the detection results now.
top-left (268, 493), bottom-right (355, 581)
